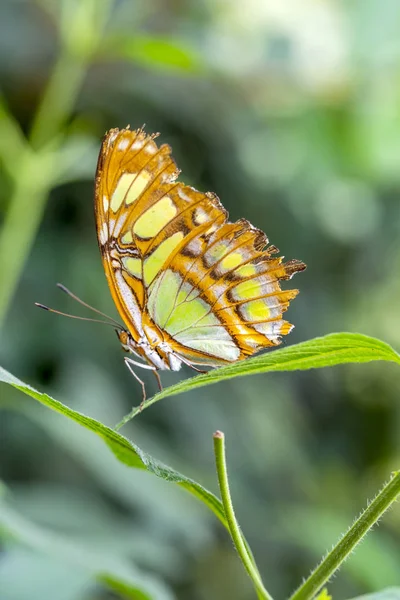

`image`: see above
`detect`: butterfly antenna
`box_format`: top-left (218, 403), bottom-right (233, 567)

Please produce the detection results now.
top-left (35, 303), bottom-right (123, 329)
top-left (56, 283), bottom-right (123, 329)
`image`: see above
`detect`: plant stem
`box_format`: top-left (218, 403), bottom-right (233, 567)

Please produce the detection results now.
top-left (213, 431), bottom-right (273, 600)
top-left (0, 153), bottom-right (54, 322)
top-left (289, 470), bottom-right (400, 600)
top-left (0, 68), bottom-right (85, 325)
top-left (0, 0), bottom-right (109, 324)
top-left (29, 54), bottom-right (87, 150)
top-left (30, 0), bottom-right (108, 149)
top-left (0, 99), bottom-right (27, 178)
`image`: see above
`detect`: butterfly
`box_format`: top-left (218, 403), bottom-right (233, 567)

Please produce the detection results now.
top-left (92, 125), bottom-right (306, 397)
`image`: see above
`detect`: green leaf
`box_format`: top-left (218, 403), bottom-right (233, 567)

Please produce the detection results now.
top-left (134, 333), bottom-right (400, 415)
top-left (107, 35), bottom-right (204, 73)
top-left (0, 366), bottom-right (226, 530)
top-left (0, 495), bottom-right (173, 600)
top-left (348, 589), bottom-right (400, 600)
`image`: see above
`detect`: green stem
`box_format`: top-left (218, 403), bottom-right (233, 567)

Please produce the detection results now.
top-left (29, 53), bottom-right (87, 150)
top-left (30, 0), bottom-right (109, 148)
top-left (0, 153), bottom-right (54, 322)
top-left (0, 0), bottom-right (110, 324)
top-left (0, 61), bottom-right (85, 325)
top-left (0, 99), bottom-right (27, 179)
top-left (289, 470), bottom-right (400, 600)
top-left (213, 431), bottom-right (273, 600)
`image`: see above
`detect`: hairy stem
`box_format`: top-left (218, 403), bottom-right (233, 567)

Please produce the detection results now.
top-left (289, 470), bottom-right (400, 600)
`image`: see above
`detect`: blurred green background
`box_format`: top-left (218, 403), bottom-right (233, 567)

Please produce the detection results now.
top-left (1, 1), bottom-right (400, 599)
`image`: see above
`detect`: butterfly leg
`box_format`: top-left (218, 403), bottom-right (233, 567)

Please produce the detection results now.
top-left (124, 357), bottom-right (147, 406)
top-left (153, 369), bottom-right (163, 392)
top-left (189, 365), bottom-right (208, 374)
top-left (124, 357), bottom-right (159, 411)
top-left (177, 354), bottom-right (208, 374)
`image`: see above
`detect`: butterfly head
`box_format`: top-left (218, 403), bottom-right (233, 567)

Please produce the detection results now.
top-left (117, 329), bottom-right (134, 353)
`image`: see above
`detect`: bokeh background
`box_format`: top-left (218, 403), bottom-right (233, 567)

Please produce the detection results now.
top-left (1, 1), bottom-right (400, 599)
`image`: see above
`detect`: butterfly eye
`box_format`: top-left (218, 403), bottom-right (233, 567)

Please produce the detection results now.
top-left (117, 330), bottom-right (130, 350)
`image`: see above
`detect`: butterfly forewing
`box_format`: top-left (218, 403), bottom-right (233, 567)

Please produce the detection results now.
top-left (95, 126), bottom-right (306, 367)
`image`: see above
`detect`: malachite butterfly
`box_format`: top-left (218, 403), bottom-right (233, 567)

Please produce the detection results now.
top-left (93, 126), bottom-right (306, 395)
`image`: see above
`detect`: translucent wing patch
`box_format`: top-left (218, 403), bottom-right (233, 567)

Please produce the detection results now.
top-left (147, 269), bottom-right (240, 362)
top-left (94, 126), bottom-right (306, 364)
